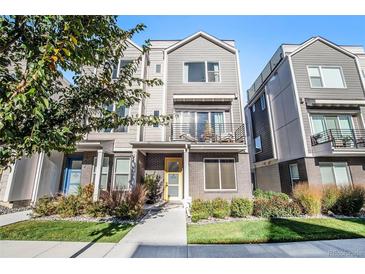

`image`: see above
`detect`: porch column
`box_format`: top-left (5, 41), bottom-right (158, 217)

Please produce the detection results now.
top-left (2, 162), bottom-right (17, 203)
top-left (31, 152), bottom-right (45, 205)
top-left (183, 145), bottom-right (191, 207)
top-left (93, 149), bottom-right (104, 202)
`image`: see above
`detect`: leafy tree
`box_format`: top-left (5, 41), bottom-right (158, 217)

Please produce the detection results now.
top-left (0, 16), bottom-right (169, 169)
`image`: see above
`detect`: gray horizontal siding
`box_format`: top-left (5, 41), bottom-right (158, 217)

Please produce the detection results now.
top-left (166, 35), bottom-right (242, 140)
top-left (292, 40), bottom-right (365, 100)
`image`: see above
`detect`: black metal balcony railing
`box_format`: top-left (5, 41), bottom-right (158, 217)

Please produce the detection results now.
top-left (310, 129), bottom-right (365, 148)
top-left (170, 123), bottom-right (246, 144)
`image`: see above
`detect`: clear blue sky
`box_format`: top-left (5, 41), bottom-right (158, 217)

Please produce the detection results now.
top-left (116, 15), bottom-right (365, 102)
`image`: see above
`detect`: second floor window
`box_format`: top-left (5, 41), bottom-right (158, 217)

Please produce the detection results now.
top-left (307, 66), bottom-right (346, 88)
top-left (112, 59), bottom-right (133, 80)
top-left (260, 95), bottom-right (266, 110)
top-left (101, 104), bottom-right (129, 133)
top-left (184, 61), bottom-right (220, 83)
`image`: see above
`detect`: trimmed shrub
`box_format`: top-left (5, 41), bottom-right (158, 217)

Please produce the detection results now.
top-left (57, 195), bottom-right (82, 217)
top-left (253, 189), bottom-right (290, 201)
top-left (253, 196), bottom-right (302, 218)
top-left (211, 198), bottom-right (230, 219)
top-left (331, 186), bottom-right (365, 216)
top-left (190, 199), bottom-right (212, 223)
top-left (230, 198), bottom-right (253, 218)
top-left (321, 186), bottom-right (341, 214)
top-left (33, 197), bottom-right (57, 216)
top-left (293, 184), bottom-right (322, 216)
top-left (142, 173), bottom-right (163, 204)
top-left (85, 201), bottom-right (108, 217)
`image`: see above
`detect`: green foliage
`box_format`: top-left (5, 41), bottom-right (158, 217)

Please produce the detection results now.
top-left (230, 198), bottom-right (253, 218)
top-left (142, 173), bottom-right (162, 204)
top-left (253, 189), bottom-right (290, 201)
top-left (57, 195), bottom-right (82, 217)
top-left (33, 197), bottom-right (57, 216)
top-left (85, 201), bottom-right (108, 217)
top-left (190, 199), bottom-right (212, 223)
top-left (253, 196), bottom-right (302, 218)
top-left (211, 198), bottom-right (230, 219)
top-left (321, 186), bottom-right (341, 214)
top-left (331, 186), bottom-right (365, 216)
top-left (293, 184), bottom-right (322, 216)
top-left (0, 16), bottom-right (171, 169)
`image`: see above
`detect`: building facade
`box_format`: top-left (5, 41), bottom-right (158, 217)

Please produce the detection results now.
top-left (245, 36), bottom-right (365, 193)
top-left (0, 31), bottom-right (251, 207)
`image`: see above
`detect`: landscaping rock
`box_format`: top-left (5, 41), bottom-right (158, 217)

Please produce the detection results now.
top-left (0, 205), bottom-right (31, 216)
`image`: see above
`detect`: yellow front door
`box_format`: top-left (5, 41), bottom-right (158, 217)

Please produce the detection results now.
top-left (164, 158), bottom-right (183, 201)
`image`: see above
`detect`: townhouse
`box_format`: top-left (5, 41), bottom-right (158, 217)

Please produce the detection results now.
top-left (0, 31), bottom-right (251, 207)
top-left (245, 36), bottom-right (365, 193)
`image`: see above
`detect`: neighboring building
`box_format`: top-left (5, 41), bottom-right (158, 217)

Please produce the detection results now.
top-left (0, 31), bottom-right (251, 207)
top-left (245, 36), bottom-right (365, 194)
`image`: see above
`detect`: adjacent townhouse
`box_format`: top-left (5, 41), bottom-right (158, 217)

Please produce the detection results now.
top-left (0, 31), bottom-right (251, 207)
top-left (245, 36), bottom-right (365, 194)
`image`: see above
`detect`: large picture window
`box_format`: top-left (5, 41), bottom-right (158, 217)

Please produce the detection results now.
top-left (319, 162), bottom-right (351, 187)
top-left (112, 59), bottom-right (133, 80)
top-left (204, 159), bottom-right (236, 191)
top-left (114, 157), bottom-right (130, 190)
top-left (184, 61), bottom-right (220, 83)
top-left (307, 66), bottom-right (346, 88)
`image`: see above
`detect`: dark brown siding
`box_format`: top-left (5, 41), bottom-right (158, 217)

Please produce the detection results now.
top-left (279, 158), bottom-right (308, 194)
top-left (250, 94), bottom-right (274, 162)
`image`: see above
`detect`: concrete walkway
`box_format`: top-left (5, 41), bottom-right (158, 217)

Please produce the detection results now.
top-left (104, 203), bottom-right (187, 257)
top-left (0, 210), bottom-right (32, 227)
top-left (1, 238), bottom-right (365, 258)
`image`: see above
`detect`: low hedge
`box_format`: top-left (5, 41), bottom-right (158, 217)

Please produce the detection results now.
top-left (230, 198), bottom-right (253, 218)
top-left (190, 199), bottom-right (212, 223)
top-left (253, 196), bottom-right (302, 218)
top-left (331, 186), bottom-right (365, 216)
top-left (211, 198), bottom-right (230, 219)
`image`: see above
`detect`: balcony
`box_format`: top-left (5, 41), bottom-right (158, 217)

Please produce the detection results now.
top-left (170, 123), bottom-right (246, 144)
top-left (310, 129), bottom-right (365, 156)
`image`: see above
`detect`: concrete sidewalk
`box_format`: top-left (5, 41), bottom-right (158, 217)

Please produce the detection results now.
top-left (1, 238), bottom-right (365, 258)
top-left (104, 203), bottom-right (187, 258)
top-left (0, 210), bottom-right (32, 227)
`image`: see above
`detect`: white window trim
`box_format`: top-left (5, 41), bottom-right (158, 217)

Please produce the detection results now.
top-left (175, 110), bottom-right (225, 124)
top-left (254, 135), bottom-right (262, 154)
top-left (112, 157), bottom-right (131, 190)
top-left (319, 162), bottom-right (352, 187)
top-left (112, 59), bottom-right (134, 80)
top-left (289, 163), bottom-right (300, 185)
top-left (156, 64), bottom-right (161, 74)
top-left (203, 158), bottom-right (237, 192)
top-left (92, 156), bottom-right (109, 190)
top-left (307, 65), bottom-right (347, 89)
top-left (102, 103), bottom-right (130, 133)
top-left (183, 61), bottom-right (221, 83)
top-left (309, 114), bottom-right (354, 135)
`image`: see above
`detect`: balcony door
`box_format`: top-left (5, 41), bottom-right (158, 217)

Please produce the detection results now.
top-left (197, 112), bottom-right (209, 141)
top-left (311, 115), bottom-right (353, 145)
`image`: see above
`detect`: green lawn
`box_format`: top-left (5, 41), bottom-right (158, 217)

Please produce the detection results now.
top-left (0, 220), bottom-right (134, 243)
top-left (188, 218), bottom-right (365, 244)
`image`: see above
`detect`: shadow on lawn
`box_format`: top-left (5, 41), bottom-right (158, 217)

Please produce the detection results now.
top-left (267, 218), bottom-right (365, 243)
top-left (70, 223), bottom-right (133, 258)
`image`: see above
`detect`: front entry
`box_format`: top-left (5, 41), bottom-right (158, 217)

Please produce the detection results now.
top-left (63, 157), bottom-right (83, 195)
top-left (164, 157), bottom-right (183, 201)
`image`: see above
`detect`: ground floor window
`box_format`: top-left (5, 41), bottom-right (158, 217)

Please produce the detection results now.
top-left (114, 157), bottom-right (130, 190)
top-left (92, 156), bottom-right (109, 190)
top-left (289, 163), bottom-right (300, 185)
top-left (319, 162), bottom-right (351, 187)
top-left (204, 158), bottom-right (236, 191)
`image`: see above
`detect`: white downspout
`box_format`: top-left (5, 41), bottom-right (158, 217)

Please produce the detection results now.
top-left (31, 152), bottom-right (45, 205)
top-left (93, 149), bottom-right (104, 202)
